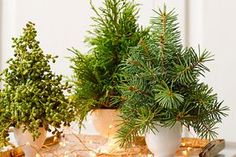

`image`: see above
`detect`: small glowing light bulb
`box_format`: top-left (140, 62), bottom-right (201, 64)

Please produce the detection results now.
top-left (109, 125), bottom-right (114, 129)
top-left (183, 150), bottom-right (188, 156)
top-left (36, 153), bottom-right (41, 157)
top-left (26, 142), bottom-right (30, 146)
top-left (108, 142), bottom-right (114, 147)
top-left (187, 147), bottom-right (192, 151)
top-left (89, 151), bottom-right (96, 157)
top-left (53, 136), bottom-right (58, 142)
top-left (182, 142), bottom-right (186, 146)
top-left (59, 141), bottom-right (66, 147)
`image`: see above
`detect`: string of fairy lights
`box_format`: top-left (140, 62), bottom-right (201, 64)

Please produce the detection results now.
top-left (2, 126), bottom-right (207, 157)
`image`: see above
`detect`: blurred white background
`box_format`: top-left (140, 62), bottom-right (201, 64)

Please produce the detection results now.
top-left (0, 0), bottom-right (235, 150)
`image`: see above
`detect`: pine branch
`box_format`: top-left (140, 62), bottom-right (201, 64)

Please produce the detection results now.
top-left (117, 106), bottom-right (158, 148)
top-left (117, 6), bottom-right (228, 147)
top-left (154, 82), bottom-right (184, 108)
top-left (173, 47), bottom-right (213, 84)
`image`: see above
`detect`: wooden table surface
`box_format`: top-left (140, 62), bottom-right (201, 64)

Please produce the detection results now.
top-left (0, 129), bottom-right (223, 157)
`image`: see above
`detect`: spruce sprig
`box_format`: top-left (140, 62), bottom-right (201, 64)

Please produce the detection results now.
top-left (117, 7), bottom-right (228, 147)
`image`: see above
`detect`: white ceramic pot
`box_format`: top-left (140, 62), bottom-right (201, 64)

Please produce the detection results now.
top-left (91, 109), bottom-right (121, 152)
top-left (145, 123), bottom-right (182, 157)
top-left (91, 109), bottom-right (121, 137)
top-left (14, 127), bottom-right (47, 157)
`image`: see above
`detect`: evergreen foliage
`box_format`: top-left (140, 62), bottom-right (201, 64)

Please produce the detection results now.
top-left (117, 6), bottom-right (229, 147)
top-left (70, 0), bottom-right (148, 124)
top-left (0, 22), bottom-right (76, 147)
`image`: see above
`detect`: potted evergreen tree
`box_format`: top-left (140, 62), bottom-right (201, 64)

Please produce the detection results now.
top-left (117, 6), bottom-right (228, 157)
top-left (70, 0), bottom-right (148, 138)
top-left (0, 22), bottom-right (76, 157)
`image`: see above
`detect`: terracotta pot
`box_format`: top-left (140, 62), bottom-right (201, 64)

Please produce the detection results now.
top-left (145, 123), bottom-right (182, 157)
top-left (14, 127), bottom-right (47, 157)
top-left (91, 109), bottom-right (121, 137)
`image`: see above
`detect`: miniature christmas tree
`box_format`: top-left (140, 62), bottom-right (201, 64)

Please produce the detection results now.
top-left (117, 6), bottom-right (228, 147)
top-left (0, 22), bottom-right (76, 146)
top-left (70, 0), bottom-right (148, 124)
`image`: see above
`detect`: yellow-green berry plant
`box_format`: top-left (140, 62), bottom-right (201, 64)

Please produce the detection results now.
top-left (0, 22), bottom-right (77, 147)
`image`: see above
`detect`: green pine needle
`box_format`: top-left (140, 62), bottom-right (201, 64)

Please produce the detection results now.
top-left (116, 6), bottom-right (229, 147)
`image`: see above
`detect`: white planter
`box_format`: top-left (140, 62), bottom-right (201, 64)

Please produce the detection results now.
top-left (91, 109), bottom-right (121, 137)
top-left (91, 109), bottom-right (121, 152)
top-left (14, 127), bottom-right (47, 157)
top-left (145, 123), bottom-right (182, 157)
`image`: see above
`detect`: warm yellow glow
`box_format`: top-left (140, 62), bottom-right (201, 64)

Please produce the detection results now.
top-left (183, 150), bottom-right (188, 156)
top-left (53, 136), bottom-right (58, 142)
top-left (59, 141), bottom-right (66, 147)
top-left (182, 142), bottom-right (186, 146)
top-left (108, 142), bottom-right (114, 147)
top-left (36, 153), bottom-right (41, 157)
top-left (187, 147), bottom-right (192, 151)
top-left (26, 142), bottom-right (30, 146)
top-left (109, 125), bottom-right (114, 129)
top-left (103, 149), bottom-right (109, 153)
top-left (89, 151), bottom-right (96, 157)
top-left (99, 147), bottom-right (109, 154)
top-left (117, 147), bottom-right (122, 151)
